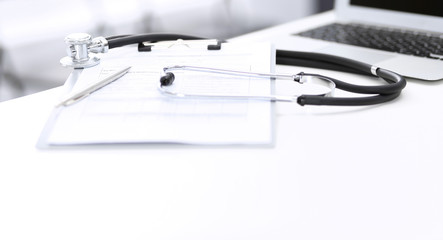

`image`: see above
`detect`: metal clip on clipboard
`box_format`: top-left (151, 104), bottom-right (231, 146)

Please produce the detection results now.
top-left (138, 39), bottom-right (224, 52)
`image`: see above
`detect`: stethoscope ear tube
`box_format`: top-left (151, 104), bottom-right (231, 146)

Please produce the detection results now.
top-left (277, 50), bottom-right (407, 106)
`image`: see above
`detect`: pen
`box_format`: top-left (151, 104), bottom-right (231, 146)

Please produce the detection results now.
top-left (56, 66), bottom-right (131, 107)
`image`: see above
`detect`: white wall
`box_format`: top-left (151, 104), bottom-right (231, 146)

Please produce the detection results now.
top-left (0, 0), bottom-right (316, 101)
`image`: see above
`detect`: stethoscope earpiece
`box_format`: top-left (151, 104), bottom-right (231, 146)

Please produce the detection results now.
top-left (160, 72), bottom-right (175, 87)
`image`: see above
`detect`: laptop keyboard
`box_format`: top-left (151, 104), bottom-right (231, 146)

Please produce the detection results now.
top-left (295, 23), bottom-right (443, 60)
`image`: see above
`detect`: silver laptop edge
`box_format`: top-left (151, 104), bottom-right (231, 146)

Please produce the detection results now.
top-left (271, 0), bottom-right (443, 81)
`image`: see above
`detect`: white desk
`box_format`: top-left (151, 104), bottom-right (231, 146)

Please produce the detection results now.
top-left (1, 13), bottom-right (443, 240)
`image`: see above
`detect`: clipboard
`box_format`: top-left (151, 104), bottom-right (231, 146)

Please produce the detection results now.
top-left (37, 41), bottom-right (275, 148)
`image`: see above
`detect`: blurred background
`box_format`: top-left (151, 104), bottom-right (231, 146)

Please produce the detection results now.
top-left (0, 0), bottom-right (333, 102)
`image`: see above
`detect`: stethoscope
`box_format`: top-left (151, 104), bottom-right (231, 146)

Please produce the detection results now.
top-left (60, 33), bottom-right (406, 106)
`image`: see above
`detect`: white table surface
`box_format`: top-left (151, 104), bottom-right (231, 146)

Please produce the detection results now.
top-left (1, 12), bottom-right (443, 240)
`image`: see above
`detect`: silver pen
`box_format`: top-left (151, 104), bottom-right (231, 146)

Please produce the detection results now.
top-left (56, 66), bottom-right (131, 107)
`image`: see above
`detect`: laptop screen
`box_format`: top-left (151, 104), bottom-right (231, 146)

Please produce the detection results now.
top-left (350, 0), bottom-right (443, 18)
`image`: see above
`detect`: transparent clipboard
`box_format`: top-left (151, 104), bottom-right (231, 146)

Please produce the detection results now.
top-left (37, 41), bottom-right (275, 148)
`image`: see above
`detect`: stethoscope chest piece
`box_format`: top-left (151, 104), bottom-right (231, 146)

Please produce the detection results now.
top-left (60, 33), bottom-right (109, 68)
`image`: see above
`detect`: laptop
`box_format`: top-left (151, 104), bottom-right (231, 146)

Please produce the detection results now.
top-left (270, 0), bottom-right (443, 80)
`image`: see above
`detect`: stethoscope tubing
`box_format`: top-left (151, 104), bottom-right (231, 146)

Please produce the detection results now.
top-left (105, 34), bottom-right (407, 106)
top-left (276, 50), bottom-right (406, 106)
top-left (277, 50), bottom-right (406, 94)
top-left (107, 33), bottom-right (205, 49)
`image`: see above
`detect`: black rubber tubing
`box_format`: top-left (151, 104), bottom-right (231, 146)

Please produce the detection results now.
top-left (104, 34), bottom-right (407, 106)
top-left (107, 33), bottom-right (205, 49)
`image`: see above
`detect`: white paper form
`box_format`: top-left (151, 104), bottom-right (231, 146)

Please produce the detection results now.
top-left (42, 42), bottom-right (274, 145)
